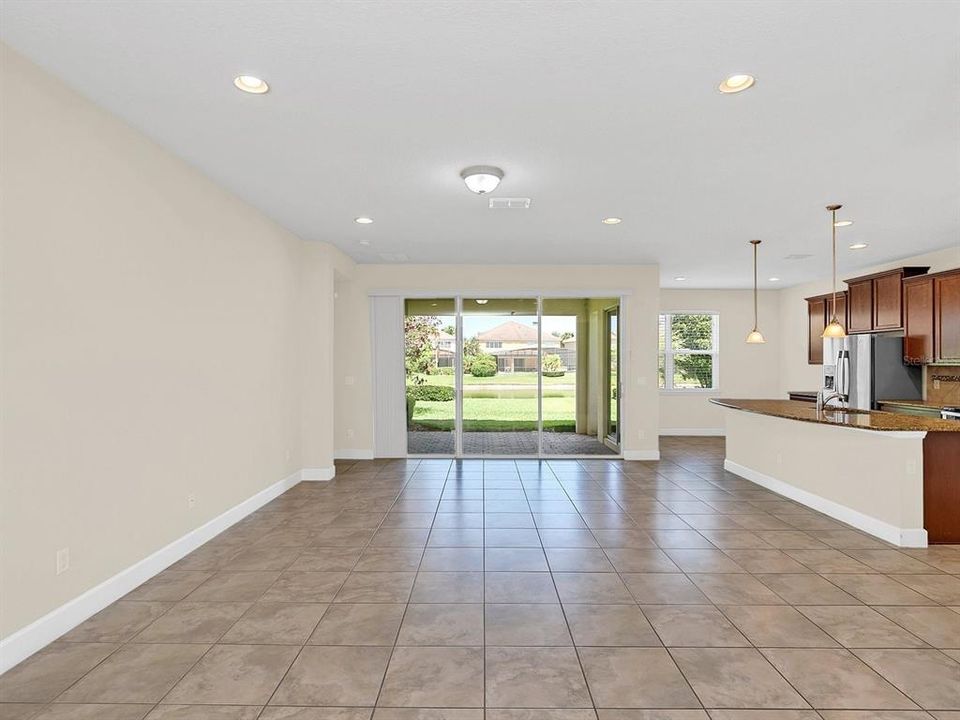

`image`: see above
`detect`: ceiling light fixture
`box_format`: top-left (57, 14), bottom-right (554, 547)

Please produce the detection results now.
top-left (674, 276), bottom-right (687, 282)
top-left (718, 74), bottom-right (755, 94)
top-left (233, 75), bottom-right (269, 94)
top-left (358, 240), bottom-right (371, 247)
top-left (768, 277), bottom-right (781, 282)
top-left (834, 219), bottom-right (854, 227)
top-left (460, 166), bottom-right (503, 195)
top-left (601, 217), bottom-right (623, 225)
top-left (849, 242), bottom-right (869, 250)
top-left (746, 240), bottom-right (767, 344)
top-left (822, 204), bottom-right (847, 339)
top-left (475, 299), bottom-right (489, 305)
top-left (354, 217), bottom-right (374, 224)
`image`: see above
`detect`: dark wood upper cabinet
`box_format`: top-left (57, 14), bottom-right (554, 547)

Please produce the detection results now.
top-left (935, 269), bottom-right (960, 363)
top-left (847, 279), bottom-right (874, 333)
top-left (807, 296), bottom-right (826, 364)
top-left (843, 267), bottom-right (930, 333)
top-left (805, 291), bottom-right (846, 364)
top-left (904, 275), bottom-right (935, 365)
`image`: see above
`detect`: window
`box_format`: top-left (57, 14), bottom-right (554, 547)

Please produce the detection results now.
top-left (659, 313), bottom-right (719, 390)
top-left (485, 341), bottom-right (502, 349)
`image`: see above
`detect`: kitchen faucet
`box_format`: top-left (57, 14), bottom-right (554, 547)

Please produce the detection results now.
top-left (816, 387), bottom-right (847, 413)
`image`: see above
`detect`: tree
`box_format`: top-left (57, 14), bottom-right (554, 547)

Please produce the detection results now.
top-left (405, 315), bottom-right (440, 385)
top-left (442, 324), bottom-right (456, 337)
top-left (670, 314), bottom-right (713, 388)
top-left (551, 331), bottom-right (574, 348)
top-left (461, 335), bottom-right (481, 373)
top-left (542, 353), bottom-right (565, 377)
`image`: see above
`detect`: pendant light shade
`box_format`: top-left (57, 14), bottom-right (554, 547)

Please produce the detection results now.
top-left (746, 239), bottom-right (766, 343)
top-left (821, 204), bottom-right (847, 339)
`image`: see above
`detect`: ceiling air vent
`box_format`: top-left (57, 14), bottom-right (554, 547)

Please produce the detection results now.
top-left (488, 197), bottom-right (532, 209)
top-left (784, 253), bottom-right (814, 261)
top-left (378, 253), bottom-right (408, 263)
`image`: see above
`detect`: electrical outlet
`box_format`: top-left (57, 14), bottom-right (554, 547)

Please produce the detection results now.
top-left (187, 494), bottom-right (196, 509)
top-left (346, 429), bottom-right (355, 440)
top-left (905, 459), bottom-right (917, 475)
top-left (637, 429), bottom-right (645, 440)
top-left (56, 547), bottom-right (70, 575)
top-left (776, 452), bottom-right (783, 465)
top-left (934, 379), bottom-right (941, 390)
top-left (345, 376), bottom-right (355, 386)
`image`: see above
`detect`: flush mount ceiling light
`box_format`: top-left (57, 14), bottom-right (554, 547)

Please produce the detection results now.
top-left (475, 299), bottom-right (489, 305)
top-left (718, 74), bottom-right (755, 94)
top-left (834, 219), bottom-right (854, 227)
top-left (601, 217), bottom-right (623, 225)
top-left (849, 242), bottom-right (869, 250)
top-left (358, 239), bottom-right (371, 247)
top-left (746, 240), bottom-right (766, 344)
top-left (233, 75), bottom-right (269, 94)
top-left (354, 217), bottom-right (374, 224)
top-left (674, 276), bottom-right (687, 282)
top-left (768, 277), bottom-right (781, 282)
top-left (822, 204), bottom-right (847, 339)
top-left (460, 166), bottom-right (503, 195)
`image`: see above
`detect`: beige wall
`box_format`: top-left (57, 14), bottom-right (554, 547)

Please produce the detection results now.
top-left (659, 289), bottom-right (781, 432)
top-left (332, 265), bottom-right (661, 457)
top-left (0, 46), bottom-right (337, 638)
top-left (777, 245), bottom-right (960, 397)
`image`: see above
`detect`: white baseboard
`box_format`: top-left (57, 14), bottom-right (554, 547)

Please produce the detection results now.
top-left (724, 459), bottom-right (928, 548)
top-left (623, 450), bottom-right (661, 461)
top-left (300, 466), bottom-right (335, 481)
top-left (660, 428), bottom-right (725, 436)
top-left (335, 449), bottom-right (374, 460)
top-left (0, 470), bottom-right (302, 674)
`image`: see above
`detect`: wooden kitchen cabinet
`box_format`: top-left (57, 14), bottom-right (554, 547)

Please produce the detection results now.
top-left (843, 266), bottom-right (930, 333)
top-left (847, 279), bottom-right (874, 333)
top-left (935, 269), bottom-right (960, 362)
top-left (904, 275), bottom-right (935, 364)
top-left (805, 291), bottom-right (846, 364)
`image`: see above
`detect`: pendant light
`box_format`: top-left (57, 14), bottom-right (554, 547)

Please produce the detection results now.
top-left (822, 203), bottom-right (847, 338)
top-left (745, 240), bottom-right (766, 343)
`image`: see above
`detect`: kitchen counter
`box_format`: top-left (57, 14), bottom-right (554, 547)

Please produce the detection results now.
top-left (713, 398), bottom-right (960, 546)
top-left (879, 398), bottom-right (955, 410)
top-left (710, 398), bottom-right (960, 433)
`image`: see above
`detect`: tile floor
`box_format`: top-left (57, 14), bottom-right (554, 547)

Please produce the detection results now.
top-left (2, 437), bottom-right (959, 720)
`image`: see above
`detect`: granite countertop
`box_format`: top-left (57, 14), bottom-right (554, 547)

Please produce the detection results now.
top-left (710, 398), bottom-right (960, 433)
top-left (878, 398), bottom-right (958, 410)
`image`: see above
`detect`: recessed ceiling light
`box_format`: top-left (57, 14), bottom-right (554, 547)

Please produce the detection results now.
top-left (768, 277), bottom-right (781, 282)
top-left (674, 276), bottom-right (687, 281)
top-left (233, 75), bottom-right (269, 94)
top-left (718, 74), bottom-right (755, 94)
top-left (849, 242), bottom-right (869, 250)
top-left (354, 217), bottom-right (374, 224)
top-left (601, 217), bottom-right (622, 225)
top-left (460, 166), bottom-right (503, 194)
top-left (834, 219), bottom-right (854, 227)
top-left (475, 299), bottom-right (489, 305)
top-left (358, 239), bottom-right (371, 247)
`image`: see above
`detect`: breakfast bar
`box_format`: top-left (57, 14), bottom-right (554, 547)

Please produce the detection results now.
top-left (711, 398), bottom-right (960, 547)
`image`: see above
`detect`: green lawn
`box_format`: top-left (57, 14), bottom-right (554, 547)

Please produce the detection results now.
top-left (411, 396), bottom-right (575, 432)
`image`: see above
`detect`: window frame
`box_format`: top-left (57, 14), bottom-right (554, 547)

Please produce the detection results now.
top-left (659, 311), bottom-right (720, 393)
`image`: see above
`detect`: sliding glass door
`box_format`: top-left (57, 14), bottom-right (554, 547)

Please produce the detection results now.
top-left (461, 298), bottom-right (539, 455)
top-left (403, 295), bottom-right (620, 457)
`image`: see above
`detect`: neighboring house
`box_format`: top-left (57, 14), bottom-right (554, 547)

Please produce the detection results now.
top-left (429, 320), bottom-right (577, 373)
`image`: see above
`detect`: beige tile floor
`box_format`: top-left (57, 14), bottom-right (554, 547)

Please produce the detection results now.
top-left (2, 437), bottom-right (960, 720)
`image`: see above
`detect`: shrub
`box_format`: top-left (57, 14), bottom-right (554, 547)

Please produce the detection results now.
top-left (470, 354), bottom-right (498, 377)
top-left (542, 354), bottom-right (566, 377)
top-left (407, 384), bottom-right (455, 402)
top-left (436, 366), bottom-right (454, 375)
top-left (406, 395), bottom-right (417, 422)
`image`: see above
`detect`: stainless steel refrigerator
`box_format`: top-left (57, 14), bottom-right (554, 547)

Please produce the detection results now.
top-left (822, 335), bottom-right (922, 410)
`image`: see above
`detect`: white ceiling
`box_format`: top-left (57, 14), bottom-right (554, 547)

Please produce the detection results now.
top-left (2, 0), bottom-right (958, 287)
